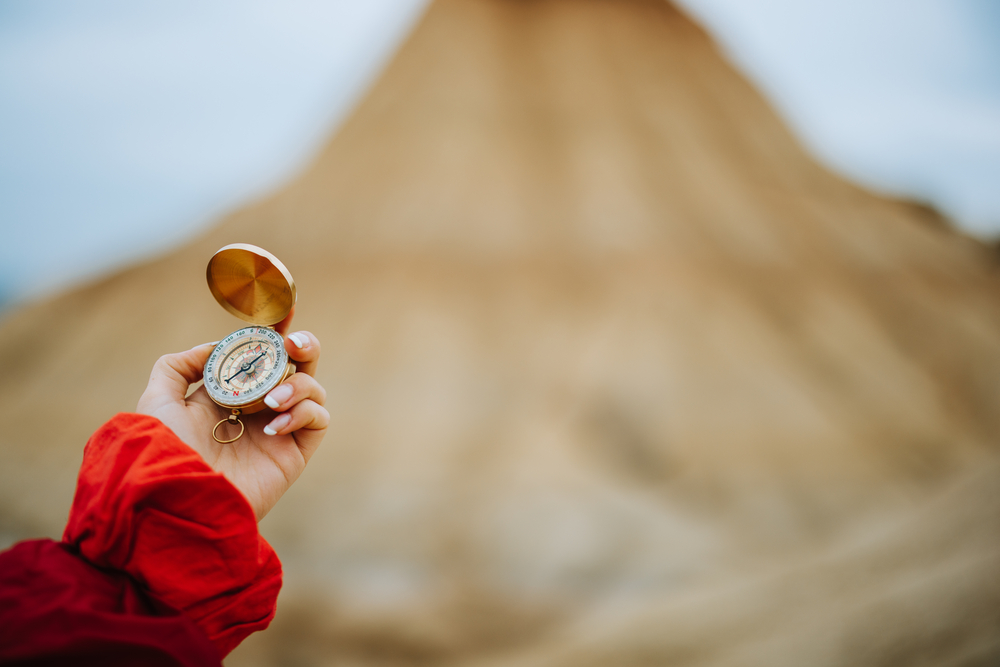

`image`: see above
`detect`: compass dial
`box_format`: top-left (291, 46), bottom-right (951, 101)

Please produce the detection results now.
top-left (205, 326), bottom-right (287, 408)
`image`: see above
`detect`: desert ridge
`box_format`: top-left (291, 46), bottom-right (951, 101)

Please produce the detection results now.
top-left (2, 0), bottom-right (1000, 664)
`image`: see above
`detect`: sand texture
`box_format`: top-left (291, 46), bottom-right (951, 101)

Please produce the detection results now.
top-left (2, 1), bottom-right (1000, 665)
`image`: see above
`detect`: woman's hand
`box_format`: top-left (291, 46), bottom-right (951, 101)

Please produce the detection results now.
top-left (136, 313), bottom-right (328, 520)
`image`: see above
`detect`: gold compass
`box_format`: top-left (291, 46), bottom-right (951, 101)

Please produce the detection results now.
top-left (204, 244), bottom-right (297, 443)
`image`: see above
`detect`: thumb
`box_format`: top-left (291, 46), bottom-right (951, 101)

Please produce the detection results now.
top-left (137, 342), bottom-right (216, 413)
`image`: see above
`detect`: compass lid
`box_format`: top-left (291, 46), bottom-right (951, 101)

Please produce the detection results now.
top-left (206, 244), bottom-right (296, 326)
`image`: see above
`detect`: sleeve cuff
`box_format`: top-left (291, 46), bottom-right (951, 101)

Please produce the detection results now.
top-left (62, 413), bottom-right (282, 657)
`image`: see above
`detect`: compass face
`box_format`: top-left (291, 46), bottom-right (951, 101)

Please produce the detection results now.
top-left (205, 326), bottom-right (287, 408)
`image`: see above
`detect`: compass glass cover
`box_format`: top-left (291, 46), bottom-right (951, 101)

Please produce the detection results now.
top-left (205, 326), bottom-right (287, 407)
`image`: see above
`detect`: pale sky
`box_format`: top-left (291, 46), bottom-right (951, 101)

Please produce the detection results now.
top-left (676, 0), bottom-right (1000, 233)
top-left (0, 0), bottom-right (430, 306)
top-left (1, 0), bottom-right (998, 308)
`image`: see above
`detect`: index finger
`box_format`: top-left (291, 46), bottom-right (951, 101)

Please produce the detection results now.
top-left (274, 306), bottom-right (295, 337)
top-left (285, 330), bottom-right (320, 377)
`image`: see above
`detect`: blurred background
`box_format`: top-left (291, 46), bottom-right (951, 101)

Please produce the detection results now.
top-left (2, 0), bottom-right (1000, 665)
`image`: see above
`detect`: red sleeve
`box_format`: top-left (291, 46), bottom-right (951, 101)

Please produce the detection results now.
top-left (0, 539), bottom-right (221, 666)
top-left (62, 413), bottom-right (283, 656)
top-left (0, 413), bottom-right (282, 664)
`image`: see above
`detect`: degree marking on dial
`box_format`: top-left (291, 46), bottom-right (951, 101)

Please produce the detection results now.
top-left (206, 326), bottom-right (285, 406)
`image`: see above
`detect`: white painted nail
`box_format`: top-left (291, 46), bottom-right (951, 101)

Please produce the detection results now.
top-left (288, 333), bottom-right (306, 349)
top-left (264, 384), bottom-right (293, 409)
top-left (264, 413), bottom-right (291, 436)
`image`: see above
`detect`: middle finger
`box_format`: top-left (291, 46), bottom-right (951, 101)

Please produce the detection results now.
top-left (263, 371), bottom-right (326, 411)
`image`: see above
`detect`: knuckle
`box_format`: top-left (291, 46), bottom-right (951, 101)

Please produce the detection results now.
top-left (299, 332), bottom-right (320, 355)
top-left (294, 400), bottom-right (329, 429)
top-left (153, 354), bottom-right (175, 371)
top-left (294, 372), bottom-right (326, 404)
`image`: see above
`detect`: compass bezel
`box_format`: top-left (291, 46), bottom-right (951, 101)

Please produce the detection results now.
top-left (205, 326), bottom-right (288, 409)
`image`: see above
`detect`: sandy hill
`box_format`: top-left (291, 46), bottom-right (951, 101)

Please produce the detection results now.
top-left (2, 0), bottom-right (1000, 665)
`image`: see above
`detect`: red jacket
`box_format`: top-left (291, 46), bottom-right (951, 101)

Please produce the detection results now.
top-left (0, 414), bottom-right (283, 666)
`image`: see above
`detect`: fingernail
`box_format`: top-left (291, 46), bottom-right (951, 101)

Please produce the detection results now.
top-left (288, 333), bottom-right (307, 349)
top-left (264, 413), bottom-right (291, 436)
top-left (192, 341), bottom-right (220, 350)
top-left (264, 383), bottom-right (293, 409)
